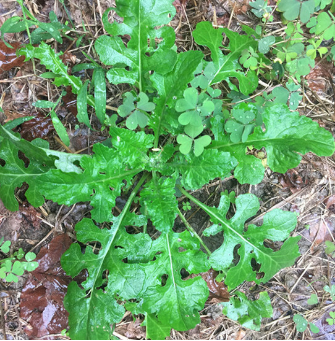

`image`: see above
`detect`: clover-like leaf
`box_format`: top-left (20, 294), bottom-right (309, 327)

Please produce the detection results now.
top-left (325, 240), bottom-right (335, 255)
top-left (177, 134), bottom-right (193, 155)
top-left (126, 110), bottom-right (149, 130)
top-left (184, 124), bottom-right (203, 138)
top-left (240, 47), bottom-right (259, 68)
top-left (225, 120), bottom-right (244, 143)
top-left (175, 87), bottom-right (198, 112)
top-left (178, 110), bottom-right (202, 126)
top-left (258, 36), bottom-right (275, 54)
top-left (272, 87), bottom-right (289, 104)
top-left (324, 285), bottom-right (335, 301)
top-left (0, 240), bottom-right (10, 253)
top-left (307, 294), bottom-right (318, 305)
top-left (207, 87), bottom-right (221, 98)
top-left (137, 93), bottom-right (156, 112)
top-left (278, 0), bottom-right (315, 23)
top-left (315, 12), bottom-right (335, 39)
top-left (310, 323), bottom-right (320, 334)
top-left (118, 92), bottom-right (154, 130)
top-left (250, 0), bottom-right (272, 18)
top-left (118, 93), bottom-right (136, 117)
top-left (193, 135), bottom-right (211, 157)
top-left (12, 261), bottom-right (24, 276)
top-left (199, 99), bottom-right (215, 116)
top-left (294, 314), bottom-right (308, 332)
top-left (233, 106), bottom-right (256, 124)
top-left (225, 105), bottom-right (256, 143)
top-left (177, 123), bottom-right (211, 157)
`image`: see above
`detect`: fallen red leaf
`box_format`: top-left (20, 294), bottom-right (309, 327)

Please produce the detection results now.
top-left (201, 269), bottom-right (230, 302)
top-left (62, 86), bottom-right (78, 116)
top-left (187, 269), bottom-right (230, 302)
top-left (0, 41), bottom-right (25, 74)
top-left (20, 234), bottom-right (72, 339)
top-left (20, 113), bottom-right (54, 141)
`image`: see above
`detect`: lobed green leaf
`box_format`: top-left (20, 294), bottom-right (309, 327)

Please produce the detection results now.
top-left (212, 104), bottom-right (335, 184)
top-left (201, 193), bottom-right (300, 290)
top-left (222, 291), bottom-right (273, 331)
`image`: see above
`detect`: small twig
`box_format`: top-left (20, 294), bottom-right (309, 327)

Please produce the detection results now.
top-left (106, 104), bottom-right (118, 112)
top-left (327, 74), bottom-right (335, 121)
top-left (0, 296), bottom-right (6, 340)
top-left (54, 135), bottom-right (74, 153)
top-left (289, 263), bottom-right (311, 294)
top-left (223, 3), bottom-right (235, 45)
top-left (55, 204), bottom-right (77, 231)
top-left (29, 226), bottom-right (55, 253)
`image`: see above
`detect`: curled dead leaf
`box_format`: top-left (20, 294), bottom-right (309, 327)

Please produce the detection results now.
top-left (20, 113), bottom-right (54, 141)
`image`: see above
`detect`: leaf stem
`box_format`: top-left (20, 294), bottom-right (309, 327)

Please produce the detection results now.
top-left (176, 207), bottom-right (211, 255)
top-left (123, 172), bottom-right (149, 214)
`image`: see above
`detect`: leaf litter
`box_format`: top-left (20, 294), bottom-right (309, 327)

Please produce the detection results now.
top-left (20, 234), bottom-right (72, 339)
top-left (0, 0), bottom-right (334, 339)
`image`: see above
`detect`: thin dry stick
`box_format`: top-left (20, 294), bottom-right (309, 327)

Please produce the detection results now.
top-left (181, 4), bottom-right (194, 50)
top-left (0, 297), bottom-right (6, 340)
top-left (55, 204), bottom-right (77, 231)
top-left (29, 224), bottom-right (55, 253)
top-left (54, 135), bottom-right (74, 153)
top-left (327, 74), bottom-right (335, 120)
top-left (223, 3), bottom-right (235, 45)
top-left (96, 0), bottom-right (106, 34)
top-left (289, 263), bottom-right (311, 294)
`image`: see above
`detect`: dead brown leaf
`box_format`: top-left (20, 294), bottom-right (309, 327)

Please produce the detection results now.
top-left (201, 269), bottom-right (230, 302)
top-left (20, 234), bottom-right (72, 339)
top-left (306, 60), bottom-right (335, 96)
top-left (279, 169), bottom-right (306, 193)
top-left (124, 318), bottom-right (146, 339)
top-left (0, 200), bottom-right (22, 242)
top-left (0, 41), bottom-right (25, 75)
top-left (62, 86), bottom-right (78, 116)
top-left (325, 195), bottom-right (335, 213)
top-left (309, 217), bottom-right (335, 250)
top-left (20, 112), bottom-right (54, 141)
top-left (187, 269), bottom-right (230, 302)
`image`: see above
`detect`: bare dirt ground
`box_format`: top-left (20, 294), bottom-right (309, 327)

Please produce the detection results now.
top-left (0, 0), bottom-right (335, 339)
